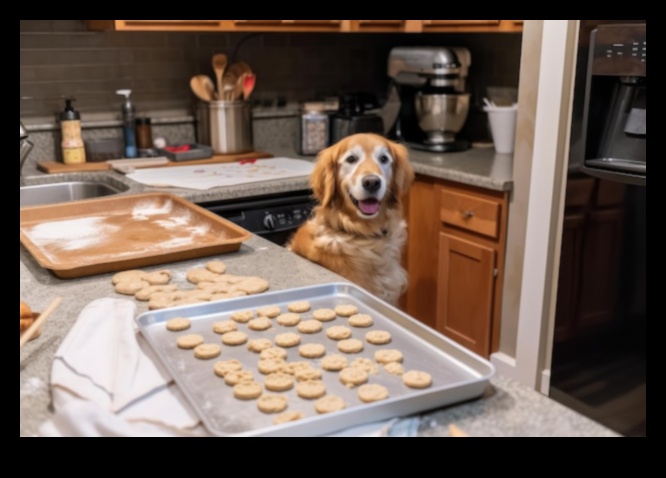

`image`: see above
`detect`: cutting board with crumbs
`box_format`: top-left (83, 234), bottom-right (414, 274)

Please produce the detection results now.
top-left (37, 150), bottom-right (273, 173)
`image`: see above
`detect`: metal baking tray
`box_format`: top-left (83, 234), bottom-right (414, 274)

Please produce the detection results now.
top-left (136, 282), bottom-right (495, 437)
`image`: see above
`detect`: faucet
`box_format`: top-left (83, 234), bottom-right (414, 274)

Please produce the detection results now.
top-left (20, 120), bottom-right (34, 178)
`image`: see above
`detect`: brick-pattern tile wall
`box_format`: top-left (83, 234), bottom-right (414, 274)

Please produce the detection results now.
top-left (20, 20), bottom-right (522, 122)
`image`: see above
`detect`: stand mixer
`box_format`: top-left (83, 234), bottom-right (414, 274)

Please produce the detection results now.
top-left (386, 47), bottom-right (472, 152)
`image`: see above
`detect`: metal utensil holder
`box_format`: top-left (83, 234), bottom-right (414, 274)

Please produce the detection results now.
top-left (206, 101), bottom-right (253, 154)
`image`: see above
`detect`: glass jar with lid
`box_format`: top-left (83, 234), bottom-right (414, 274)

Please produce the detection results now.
top-left (298, 102), bottom-right (329, 155)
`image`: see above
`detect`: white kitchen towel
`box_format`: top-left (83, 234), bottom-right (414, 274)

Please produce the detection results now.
top-left (125, 157), bottom-right (315, 190)
top-left (40, 298), bottom-right (419, 437)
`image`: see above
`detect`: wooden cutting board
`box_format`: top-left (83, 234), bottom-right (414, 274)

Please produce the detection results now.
top-left (37, 150), bottom-right (273, 174)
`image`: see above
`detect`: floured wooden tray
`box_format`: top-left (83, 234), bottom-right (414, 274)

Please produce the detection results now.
top-left (19, 193), bottom-right (252, 279)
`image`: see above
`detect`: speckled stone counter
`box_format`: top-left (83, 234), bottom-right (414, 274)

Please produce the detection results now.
top-left (20, 233), bottom-right (617, 437)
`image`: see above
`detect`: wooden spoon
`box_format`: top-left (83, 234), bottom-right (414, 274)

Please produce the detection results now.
top-left (190, 75), bottom-right (215, 102)
top-left (212, 53), bottom-right (228, 100)
top-left (20, 296), bottom-right (61, 348)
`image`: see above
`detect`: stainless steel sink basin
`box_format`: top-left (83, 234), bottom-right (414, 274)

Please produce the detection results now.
top-left (20, 181), bottom-right (129, 207)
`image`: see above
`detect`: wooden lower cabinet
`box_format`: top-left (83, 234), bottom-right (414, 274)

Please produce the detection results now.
top-left (401, 175), bottom-right (508, 358)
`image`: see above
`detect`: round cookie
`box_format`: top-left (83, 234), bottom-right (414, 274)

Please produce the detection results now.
top-left (144, 269), bottom-right (172, 285)
top-left (287, 301), bottom-right (311, 313)
top-left (257, 305), bottom-right (281, 318)
top-left (350, 357), bottom-right (378, 374)
top-left (298, 343), bottom-right (326, 358)
top-left (334, 304), bottom-right (358, 317)
top-left (295, 380), bottom-right (326, 399)
top-left (257, 394), bottom-right (288, 413)
top-left (258, 358), bottom-right (286, 375)
top-left (339, 367), bottom-right (369, 387)
top-left (294, 367), bottom-right (322, 382)
top-left (383, 362), bottom-right (405, 376)
top-left (248, 317), bottom-right (272, 331)
top-left (221, 331), bottom-right (248, 346)
top-left (224, 369), bottom-right (254, 386)
top-left (276, 313), bottom-right (301, 327)
top-left (259, 347), bottom-right (288, 361)
top-left (275, 332), bottom-right (301, 348)
top-left (235, 277), bottom-right (269, 295)
top-left (312, 308), bottom-right (336, 322)
top-left (233, 381), bottom-right (263, 400)
top-left (337, 338), bottom-right (364, 354)
top-left (402, 370), bottom-right (433, 389)
top-left (230, 310), bottom-right (254, 323)
top-left (176, 334), bottom-right (204, 349)
top-left (374, 349), bottom-right (404, 364)
top-left (206, 260), bottom-right (227, 274)
top-left (264, 372), bottom-right (294, 392)
top-left (321, 354), bottom-right (349, 371)
top-left (297, 320), bottom-right (323, 334)
top-left (315, 395), bottom-right (346, 414)
top-left (365, 330), bottom-right (392, 345)
top-left (279, 361), bottom-right (311, 375)
top-left (248, 338), bottom-right (273, 353)
top-left (135, 284), bottom-right (178, 301)
top-left (273, 410), bottom-right (303, 425)
top-left (193, 343), bottom-right (221, 360)
top-left (112, 269), bottom-right (147, 284)
top-left (326, 325), bottom-right (352, 340)
top-left (358, 383), bottom-right (389, 403)
top-left (115, 279), bottom-right (150, 295)
top-left (165, 317), bottom-right (191, 332)
top-left (214, 359), bottom-right (243, 377)
top-left (348, 314), bottom-right (374, 327)
top-left (212, 320), bottom-right (237, 334)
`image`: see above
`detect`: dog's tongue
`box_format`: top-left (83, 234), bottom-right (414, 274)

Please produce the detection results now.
top-left (359, 198), bottom-right (380, 215)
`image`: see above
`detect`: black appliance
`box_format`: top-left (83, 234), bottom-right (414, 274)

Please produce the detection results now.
top-left (549, 21), bottom-right (646, 437)
top-left (330, 93), bottom-right (384, 143)
top-left (199, 190), bottom-right (316, 247)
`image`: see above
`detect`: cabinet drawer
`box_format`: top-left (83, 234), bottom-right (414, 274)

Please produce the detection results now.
top-left (440, 189), bottom-right (501, 239)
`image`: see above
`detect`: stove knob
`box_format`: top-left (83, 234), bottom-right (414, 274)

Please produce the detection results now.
top-left (263, 214), bottom-right (276, 231)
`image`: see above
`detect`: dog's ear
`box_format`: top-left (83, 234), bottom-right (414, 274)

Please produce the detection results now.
top-left (310, 143), bottom-right (338, 208)
top-left (388, 140), bottom-right (415, 204)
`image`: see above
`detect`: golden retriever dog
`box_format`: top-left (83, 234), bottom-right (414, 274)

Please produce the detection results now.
top-left (287, 133), bottom-right (415, 305)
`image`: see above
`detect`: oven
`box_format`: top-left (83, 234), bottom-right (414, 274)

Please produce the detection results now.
top-left (198, 190), bottom-right (316, 246)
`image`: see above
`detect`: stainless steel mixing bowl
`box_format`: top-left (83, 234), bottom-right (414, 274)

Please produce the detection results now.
top-left (414, 93), bottom-right (470, 144)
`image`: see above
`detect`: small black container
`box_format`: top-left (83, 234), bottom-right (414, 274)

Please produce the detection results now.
top-left (330, 93), bottom-right (384, 143)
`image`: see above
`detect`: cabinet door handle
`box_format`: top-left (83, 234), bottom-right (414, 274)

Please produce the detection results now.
top-left (462, 210), bottom-right (475, 219)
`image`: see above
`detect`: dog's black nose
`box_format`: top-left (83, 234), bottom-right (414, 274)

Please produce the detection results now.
top-left (362, 175), bottom-right (381, 193)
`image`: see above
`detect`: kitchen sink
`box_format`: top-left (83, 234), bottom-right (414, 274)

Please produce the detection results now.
top-left (20, 180), bottom-right (129, 208)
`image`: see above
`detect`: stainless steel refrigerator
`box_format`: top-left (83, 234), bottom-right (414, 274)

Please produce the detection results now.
top-left (549, 21), bottom-right (646, 437)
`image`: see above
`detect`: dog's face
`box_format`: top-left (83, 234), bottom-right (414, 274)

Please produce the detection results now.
top-left (310, 133), bottom-right (414, 219)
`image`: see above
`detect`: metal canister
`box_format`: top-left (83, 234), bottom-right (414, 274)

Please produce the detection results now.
top-left (298, 102), bottom-right (329, 155)
top-left (208, 101), bottom-right (253, 154)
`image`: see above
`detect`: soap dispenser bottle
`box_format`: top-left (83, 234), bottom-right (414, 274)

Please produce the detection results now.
top-left (60, 97), bottom-right (86, 165)
top-left (116, 89), bottom-right (137, 158)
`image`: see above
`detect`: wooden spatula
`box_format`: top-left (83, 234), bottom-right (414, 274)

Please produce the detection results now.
top-left (212, 53), bottom-right (228, 100)
top-left (242, 73), bottom-right (256, 101)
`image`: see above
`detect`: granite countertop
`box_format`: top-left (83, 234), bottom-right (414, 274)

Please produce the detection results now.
top-left (20, 232), bottom-right (617, 437)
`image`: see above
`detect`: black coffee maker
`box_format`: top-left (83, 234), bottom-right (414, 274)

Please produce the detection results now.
top-left (330, 92), bottom-right (384, 143)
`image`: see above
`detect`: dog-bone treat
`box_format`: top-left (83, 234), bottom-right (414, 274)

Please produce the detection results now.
top-left (287, 301), bottom-right (311, 313)
top-left (230, 310), bottom-right (254, 323)
top-left (358, 383), bottom-right (389, 403)
top-left (135, 284), bottom-right (178, 301)
top-left (276, 313), bottom-right (301, 327)
top-left (339, 367), bottom-right (369, 387)
top-left (148, 290), bottom-right (212, 310)
top-left (248, 317), bottom-right (272, 331)
top-left (273, 410), bottom-right (303, 425)
top-left (210, 291), bottom-right (247, 302)
top-left (297, 319), bottom-right (323, 334)
top-left (165, 317), bottom-right (191, 331)
top-left (295, 380), bottom-right (326, 399)
top-left (275, 332), bottom-right (301, 348)
top-left (176, 334), bottom-right (204, 349)
top-left (348, 314), bottom-right (374, 328)
top-left (214, 359), bottom-right (243, 377)
top-left (193, 343), bottom-right (222, 360)
top-left (259, 347), bottom-right (288, 361)
top-left (365, 330), bottom-right (392, 345)
top-left (111, 269), bottom-right (147, 284)
top-left (247, 338), bottom-right (273, 353)
top-left (402, 370), bottom-right (433, 389)
top-left (315, 395), bottom-right (346, 414)
top-left (115, 279), bottom-right (150, 295)
top-left (321, 354), bottom-right (349, 371)
top-left (337, 338), bottom-right (364, 354)
top-left (257, 394), bottom-right (288, 413)
top-left (196, 282), bottom-right (235, 294)
top-left (221, 331), bottom-right (248, 346)
top-left (383, 362), bottom-right (405, 376)
top-left (212, 320), bottom-right (237, 334)
top-left (186, 268), bottom-right (223, 284)
top-left (312, 308), bottom-right (336, 322)
top-left (349, 357), bottom-right (378, 374)
top-left (374, 349), bottom-right (404, 364)
top-left (234, 277), bottom-right (269, 295)
top-left (325, 325), bottom-right (352, 340)
top-left (264, 372), bottom-right (294, 392)
top-left (144, 269), bottom-right (172, 285)
top-left (298, 343), bottom-right (326, 359)
top-left (224, 370), bottom-right (254, 386)
top-left (206, 260), bottom-right (227, 274)
top-left (257, 305), bottom-right (281, 318)
top-left (334, 304), bottom-right (358, 317)
top-left (233, 381), bottom-right (263, 400)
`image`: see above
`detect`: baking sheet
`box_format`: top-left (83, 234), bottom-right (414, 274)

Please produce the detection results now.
top-left (19, 193), bottom-right (252, 279)
top-left (136, 282), bottom-right (495, 437)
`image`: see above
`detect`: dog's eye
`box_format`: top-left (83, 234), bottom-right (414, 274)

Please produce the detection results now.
top-left (379, 154), bottom-right (390, 164)
top-left (345, 155), bottom-right (357, 164)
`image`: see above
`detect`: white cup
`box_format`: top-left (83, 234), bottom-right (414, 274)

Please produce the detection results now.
top-left (483, 105), bottom-right (517, 154)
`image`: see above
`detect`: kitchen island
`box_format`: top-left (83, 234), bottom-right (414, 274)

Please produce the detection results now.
top-left (20, 230), bottom-right (617, 437)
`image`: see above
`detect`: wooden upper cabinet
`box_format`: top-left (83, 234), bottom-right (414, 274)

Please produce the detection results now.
top-left (354, 20), bottom-right (407, 32)
top-left (87, 20), bottom-right (225, 31)
top-left (232, 20), bottom-right (347, 31)
top-left (420, 20), bottom-right (522, 32)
